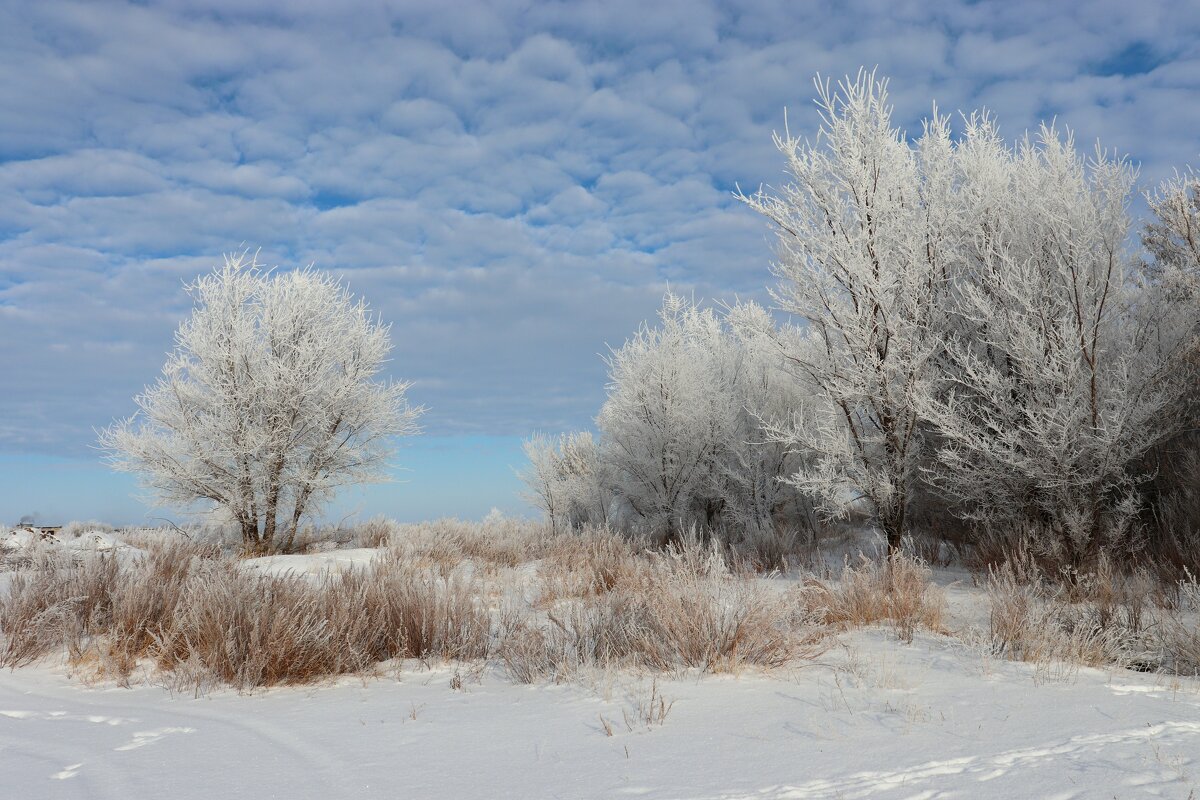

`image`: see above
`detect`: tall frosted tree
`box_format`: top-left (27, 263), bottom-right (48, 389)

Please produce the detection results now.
top-left (739, 70), bottom-right (954, 553)
top-left (100, 253), bottom-right (423, 551)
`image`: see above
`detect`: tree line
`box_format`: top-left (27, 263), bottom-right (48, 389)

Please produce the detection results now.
top-left (524, 70), bottom-right (1200, 577)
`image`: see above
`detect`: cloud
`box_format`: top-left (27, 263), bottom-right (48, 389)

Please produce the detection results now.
top-left (2, 0), bottom-right (1199, 485)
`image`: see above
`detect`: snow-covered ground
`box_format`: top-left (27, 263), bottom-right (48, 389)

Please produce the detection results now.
top-left (4, 529), bottom-right (1199, 798)
top-left (4, 628), bottom-right (1199, 799)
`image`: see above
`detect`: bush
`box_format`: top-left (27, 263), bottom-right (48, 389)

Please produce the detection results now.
top-left (799, 553), bottom-right (946, 642)
top-left (983, 563), bottom-right (1145, 677)
top-left (505, 534), bottom-right (825, 682)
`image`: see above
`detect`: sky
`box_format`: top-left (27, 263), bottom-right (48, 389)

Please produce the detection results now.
top-left (2, 0), bottom-right (1200, 526)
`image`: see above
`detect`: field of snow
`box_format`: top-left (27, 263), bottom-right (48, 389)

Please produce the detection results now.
top-left (5, 626), bottom-right (1200, 799)
top-left (4, 528), bottom-right (1200, 798)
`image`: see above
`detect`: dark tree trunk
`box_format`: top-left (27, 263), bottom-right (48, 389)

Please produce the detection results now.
top-left (240, 517), bottom-right (260, 552)
top-left (880, 503), bottom-right (906, 558)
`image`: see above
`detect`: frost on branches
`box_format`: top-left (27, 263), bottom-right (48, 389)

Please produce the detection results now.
top-left (738, 70), bottom-right (952, 552)
top-left (523, 292), bottom-right (812, 542)
top-left (99, 253), bottom-right (423, 552)
top-left (1144, 168), bottom-right (1200, 281)
top-left (524, 71), bottom-right (1199, 565)
top-left (916, 122), bottom-right (1192, 567)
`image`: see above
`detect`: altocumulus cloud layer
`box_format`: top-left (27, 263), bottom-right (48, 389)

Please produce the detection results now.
top-left (2, 0), bottom-right (1200, 518)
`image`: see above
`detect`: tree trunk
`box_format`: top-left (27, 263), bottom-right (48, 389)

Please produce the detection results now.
top-left (879, 503), bottom-right (906, 558)
top-left (279, 488), bottom-right (311, 555)
top-left (261, 457), bottom-right (286, 552)
top-left (239, 517), bottom-right (259, 552)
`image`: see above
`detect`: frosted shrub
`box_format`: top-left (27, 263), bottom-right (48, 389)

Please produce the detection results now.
top-left (916, 122), bottom-right (1192, 569)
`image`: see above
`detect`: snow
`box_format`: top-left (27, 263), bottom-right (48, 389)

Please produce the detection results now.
top-left (63, 531), bottom-right (130, 552)
top-left (3, 529), bottom-right (62, 550)
top-left (3, 537), bottom-right (1198, 797)
top-left (241, 548), bottom-right (384, 578)
top-left (3, 630), bottom-right (1199, 799)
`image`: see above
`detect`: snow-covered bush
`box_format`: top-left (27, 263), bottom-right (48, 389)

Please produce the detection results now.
top-left (99, 252), bottom-right (424, 553)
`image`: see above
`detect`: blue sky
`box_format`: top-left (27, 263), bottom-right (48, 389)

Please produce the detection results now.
top-left (2, 0), bottom-right (1199, 526)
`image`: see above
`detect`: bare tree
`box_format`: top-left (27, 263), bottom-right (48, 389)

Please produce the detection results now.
top-left (99, 252), bottom-right (423, 552)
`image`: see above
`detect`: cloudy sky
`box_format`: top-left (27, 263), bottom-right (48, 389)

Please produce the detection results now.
top-left (2, 0), bottom-right (1199, 525)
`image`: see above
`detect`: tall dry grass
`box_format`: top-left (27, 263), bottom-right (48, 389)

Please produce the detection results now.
top-left (798, 553), bottom-right (946, 642)
top-left (1, 524), bottom-right (831, 692)
top-left (153, 556), bottom-right (492, 691)
top-left (983, 563), bottom-right (1151, 678)
top-left (502, 535), bottom-right (825, 682)
top-left (0, 539), bottom-right (493, 691)
top-left (1157, 572), bottom-right (1200, 677)
top-left (30, 515), bottom-right (1198, 695)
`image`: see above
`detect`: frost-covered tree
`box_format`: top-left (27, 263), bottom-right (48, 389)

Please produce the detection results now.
top-left (1144, 169), bottom-right (1200, 280)
top-left (521, 431), bottom-right (615, 533)
top-left (739, 70), bottom-right (954, 552)
top-left (596, 292), bottom-right (743, 538)
top-left (724, 301), bottom-right (815, 536)
top-left (523, 292), bottom-right (812, 541)
top-left (916, 122), bottom-right (1193, 567)
top-left (1136, 169), bottom-right (1200, 554)
top-left (99, 252), bottom-right (423, 552)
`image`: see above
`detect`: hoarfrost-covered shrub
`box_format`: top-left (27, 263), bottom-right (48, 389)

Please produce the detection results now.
top-left (915, 120), bottom-right (1193, 568)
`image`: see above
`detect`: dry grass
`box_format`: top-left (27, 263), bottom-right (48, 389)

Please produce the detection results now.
top-left (799, 553), bottom-right (946, 642)
top-left (536, 528), bottom-right (645, 604)
top-left (2, 524), bottom-right (826, 691)
top-left (1, 546), bottom-right (114, 668)
top-left (727, 526), bottom-right (819, 573)
top-left (29, 515), bottom-right (1200, 696)
top-left (972, 550), bottom-right (1200, 678)
top-left (379, 517), bottom-right (551, 575)
top-left (352, 516), bottom-right (395, 549)
top-left (984, 564), bottom-right (1144, 678)
top-left (1159, 573), bottom-right (1200, 677)
top-left (502, 535), bottom-right (825, 682)
top-left (152, 557), bottom-right (491, 691)
top-left (162, 555), bottom-right (493, 690)
top-left (0, 539), bottom-right (494, 691)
